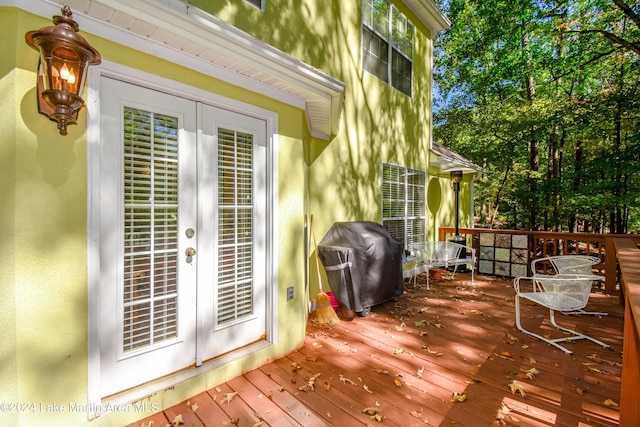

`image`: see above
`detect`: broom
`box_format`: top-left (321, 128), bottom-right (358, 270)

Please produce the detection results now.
top-left (311, 215), bottom-right (339, 325)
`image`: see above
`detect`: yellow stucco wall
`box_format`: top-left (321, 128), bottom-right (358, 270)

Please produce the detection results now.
top-left (1, 6), bottom-right (308, 426)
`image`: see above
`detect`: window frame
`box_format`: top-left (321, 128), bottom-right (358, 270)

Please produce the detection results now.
top-left (362, 0), bottom-right (414, 96)
top-left (244, 0), bottom-right (265, 12)
top-left (381, 162), bottom-right (426, 248)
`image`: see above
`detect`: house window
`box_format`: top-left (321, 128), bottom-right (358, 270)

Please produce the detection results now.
top-left (245, 0), bottom-right (265, 11)
top-left (382, 163), bottom-right (426, 247)
top-left (362, 0), bottom-right (414, 96)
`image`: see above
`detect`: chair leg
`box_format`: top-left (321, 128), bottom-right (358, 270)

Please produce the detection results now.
top-left (471, 264), bottom-right (475, 285)
top-left (549, 310), bottom-right (611, 349)
top-left (515, 296), bottom-right (610, 354)
top-left (561, 309), bottom-right (608, 317)
top-left (515, 295), bottom-right (574, 354)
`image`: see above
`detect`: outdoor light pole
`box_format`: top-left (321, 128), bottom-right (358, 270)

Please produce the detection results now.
top-left (449, 170), bottom-right (466, 249)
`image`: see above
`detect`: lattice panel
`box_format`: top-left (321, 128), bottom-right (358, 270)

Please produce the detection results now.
top-left (478, 233), bottom-right (529, 277)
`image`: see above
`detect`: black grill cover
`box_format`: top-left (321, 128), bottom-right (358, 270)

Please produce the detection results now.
top-left (318, 221), bottom-right (403, 314)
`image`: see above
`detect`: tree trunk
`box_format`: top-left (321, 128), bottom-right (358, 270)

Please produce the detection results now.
top-left (523, 31), bottom-right (539, 231)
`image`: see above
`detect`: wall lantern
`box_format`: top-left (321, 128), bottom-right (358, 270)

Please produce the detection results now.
top-left (25, 5), bottom-right (101, 135)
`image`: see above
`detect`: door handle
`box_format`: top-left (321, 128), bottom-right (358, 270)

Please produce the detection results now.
top-left (185, 247), bottom-right (196, 257)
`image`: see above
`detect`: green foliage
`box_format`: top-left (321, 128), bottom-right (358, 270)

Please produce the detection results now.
top-left (434, 0), bottom-right (640, 233)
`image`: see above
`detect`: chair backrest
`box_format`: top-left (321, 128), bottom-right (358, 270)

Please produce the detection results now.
top-left (424, 241), bottom-right (462, 262)
top-left (549, 255), bottom-right (600, 275)
top-left (534, 275), bottom-right (593, 311)
top-left (531, 255), bottom-right (600, 276)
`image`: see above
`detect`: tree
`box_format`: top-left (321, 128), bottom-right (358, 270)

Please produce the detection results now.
top-left (434, 0), bottom-right (640, 233)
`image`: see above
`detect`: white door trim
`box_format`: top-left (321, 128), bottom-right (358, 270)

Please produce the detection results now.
top-left (87, 61), bottom-right (279, 418)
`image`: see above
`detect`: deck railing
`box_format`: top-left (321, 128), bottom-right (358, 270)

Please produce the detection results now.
top-left (438, 227), bottom-right (640, 292)
top-left (613, 238), bottom-right (640, 426)
top-left (437, 227), bottom-right (640, 424)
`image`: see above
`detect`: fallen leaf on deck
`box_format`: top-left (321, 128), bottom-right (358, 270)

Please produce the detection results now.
top-left (394, 379), bottom-right (403, 387)
top-left (470, 309), bottom-right (483, 315)
top-left (604, 399), bottom-right (618, 407)
top-left (501, 351), bottom-right (512, 357)
top-left (528, 357), bottom-right (536, 364)
top-left (172, 414), bottom-right (184, 425)
top-left (571, 384), bottom-right (585, 395)
top-left (495, 352), bottom-right (515, 361)
top-left (339, 374), bottom-right (357, 385)
top-left (509, 380), bottom-right (527, 397)
top-left (298, 380), bottom-right (315, 391)
top-left (375, 368), bottom-right (389, 375)
top-left (450, 392), bottom-right (467, 403)
top-left (364, 385), bottom-right (373, 394)
top-left (509, 415), bottom-right (521, 422)
top-left (524, 367), bottom-right (539, 380)
top-left (291, 362), bottom-right (302, 372)
top-left (324, 382), bottom-right (332, 391)
top-left (221, 392), bottom-right (238, 404)
top-left (140, 421), bottom-right (153, 427)
top-left (363, 407), bottom-right (383, 422)
top-left (416, 367), bottom-right (424, 378)
top-left (190, 403), bottom-right (199, 412)
top-left (306, 356), bottom-right (318, 362)
top-left (394, 348), bottom-right (404, 355)
top-left (423, 346), bottom-right (443, 356)
top-left (587, 353), bottom-right (602, 363)
top-left (252, 422), bottom-right (263, 427)
top-left (419, 331), bottom-right (429, 336)
top-left (415, 320), bottom-right (428, 327)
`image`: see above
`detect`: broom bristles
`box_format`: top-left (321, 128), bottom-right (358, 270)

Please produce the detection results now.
top-left (314, 290), bottom-right (339, 324)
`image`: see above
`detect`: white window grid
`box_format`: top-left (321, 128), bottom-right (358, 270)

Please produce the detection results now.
top-left (362, 0), bottom-right (414, 96)
top-left (382, 163), bottom-right (426, 248)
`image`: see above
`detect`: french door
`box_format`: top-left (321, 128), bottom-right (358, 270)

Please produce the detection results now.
top-left (98, 77), bottom-right (267, 397)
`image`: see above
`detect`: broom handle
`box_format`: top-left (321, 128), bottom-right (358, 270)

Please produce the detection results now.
top-left (310, 214), bottom-right (324, 291)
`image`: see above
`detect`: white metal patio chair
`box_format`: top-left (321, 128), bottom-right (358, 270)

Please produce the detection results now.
top-left (402, 250), bottom-right (430, 288)
top-left (531, 255), bottom-right (606, 316)
top-left (406, 241), bottom-right (475, 290)
top-left (514, 275), bottom-right (611, 354)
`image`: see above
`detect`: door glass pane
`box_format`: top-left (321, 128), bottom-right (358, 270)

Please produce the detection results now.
top-left (217, 128), bottom-right (254, 325)
top-left (122, 107), bottom-right (179, 352)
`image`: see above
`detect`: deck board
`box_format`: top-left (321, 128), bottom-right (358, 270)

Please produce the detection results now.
top-left (129, 272), bottom-right (622, 426)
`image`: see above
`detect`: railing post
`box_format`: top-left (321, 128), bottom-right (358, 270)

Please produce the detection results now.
top-left (605, 237), bottom-right (616, 293)
top-left (621, 299), bottom-right (640, 426)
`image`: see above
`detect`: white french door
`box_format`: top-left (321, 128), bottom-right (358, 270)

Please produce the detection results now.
top-left (98, 77), bottom-right (267, 397)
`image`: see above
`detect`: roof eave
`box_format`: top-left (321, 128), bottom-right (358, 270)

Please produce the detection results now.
top-left (402, 0), bottom-right (451, 35)
top-left (11, 0), bottom-right (345, 140)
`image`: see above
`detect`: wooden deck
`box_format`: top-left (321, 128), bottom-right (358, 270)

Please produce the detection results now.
top-left (129, 272), bottom-right (623, 426)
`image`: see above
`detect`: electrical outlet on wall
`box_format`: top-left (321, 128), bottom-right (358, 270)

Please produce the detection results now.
top-left (287, 286), bottom-right (294, 301)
